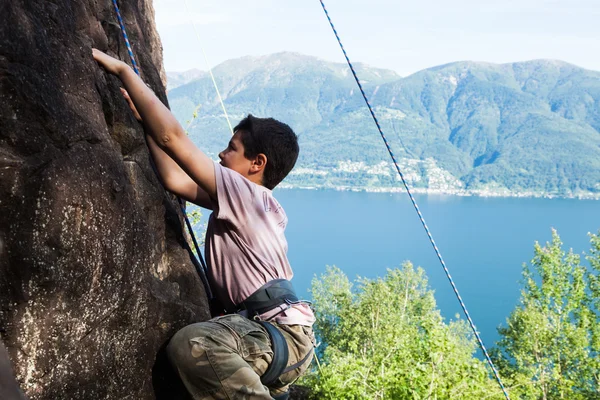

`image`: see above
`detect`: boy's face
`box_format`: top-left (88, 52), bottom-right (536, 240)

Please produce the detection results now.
top-left (218, 131), bottom-right (253, 177)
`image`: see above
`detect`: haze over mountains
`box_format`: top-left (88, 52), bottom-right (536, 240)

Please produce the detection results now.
top-left (166, 52), bottom-right (600, 198)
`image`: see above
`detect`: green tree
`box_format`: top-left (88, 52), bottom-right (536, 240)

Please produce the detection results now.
top-left (585, 232), bottom-right (600, 394)
top-left (494, 230), bottom-right (600, 399)
top-left (304, 264), bottom-right (504, 399)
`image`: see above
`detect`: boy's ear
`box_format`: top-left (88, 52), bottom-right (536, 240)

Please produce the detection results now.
top-left (251, 153), bottom-right (267, 172)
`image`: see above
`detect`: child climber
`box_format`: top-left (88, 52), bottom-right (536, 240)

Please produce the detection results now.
top-left (93, 49), bottom-right (315, 400)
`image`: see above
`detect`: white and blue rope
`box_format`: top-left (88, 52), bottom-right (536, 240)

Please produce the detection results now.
top-left (111, 0), bottom-right (140, 75)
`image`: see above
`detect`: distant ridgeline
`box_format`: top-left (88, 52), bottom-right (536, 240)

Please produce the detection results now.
top-left (167, 53), bottom-right (600, 199)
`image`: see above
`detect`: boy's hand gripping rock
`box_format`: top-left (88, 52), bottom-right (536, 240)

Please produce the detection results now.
top-left (92, 48), bottom-right (127, 76)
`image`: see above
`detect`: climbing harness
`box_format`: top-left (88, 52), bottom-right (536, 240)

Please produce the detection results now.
top-left (257, 317), bottom-right (314, 400)
top-left (110, 0), bottom-right (212, 301)
top-left (257, 321), bottom-right (289, 386)
top-left (318, 1), bottom-right (511, 399)
top-left (231, 279), bottom-right (301, 319)
top-left (244, 282), bottom-right (313, 398)
top-left (234, 280), bottom-right (313, 393)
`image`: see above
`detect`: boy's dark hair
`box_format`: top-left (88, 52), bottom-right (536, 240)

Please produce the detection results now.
top-left (234, 114), bottom-right (299, 190)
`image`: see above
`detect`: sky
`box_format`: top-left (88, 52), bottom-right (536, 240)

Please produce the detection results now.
top-left (153, 0), bottom-right (600, 76)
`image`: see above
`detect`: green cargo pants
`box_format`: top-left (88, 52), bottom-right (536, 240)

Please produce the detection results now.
top-left (167, 314), bottom-right (315, 400)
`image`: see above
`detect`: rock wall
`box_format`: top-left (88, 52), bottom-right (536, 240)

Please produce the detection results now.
top-left (0, 1), bottom-right (209, 398)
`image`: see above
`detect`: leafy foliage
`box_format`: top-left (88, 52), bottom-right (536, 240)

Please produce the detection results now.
top-left (304, 264), bottom-right (504, 399)
top-left (493, 230), bottom-right (600, 399)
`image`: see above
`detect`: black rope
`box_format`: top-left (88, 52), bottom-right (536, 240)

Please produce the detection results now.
top-left (178, 197), bottom-right (212, 299)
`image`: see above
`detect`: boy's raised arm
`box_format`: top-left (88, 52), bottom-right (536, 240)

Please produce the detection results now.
top-left (92, 49), bottom-right (217, 201)
top-left (120, 88), bottom-right (213, 209)
top-left (145, 135), bottom-right (213, 209)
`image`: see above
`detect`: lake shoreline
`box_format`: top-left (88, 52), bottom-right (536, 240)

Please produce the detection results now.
top-left (278, 184), bottom-right (600, 200)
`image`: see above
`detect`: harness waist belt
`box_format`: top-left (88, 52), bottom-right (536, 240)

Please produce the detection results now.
top-left (234, 279), bottom-right (299, 318)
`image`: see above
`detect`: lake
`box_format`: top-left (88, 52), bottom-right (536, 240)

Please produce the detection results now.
top-left (272, 189), bottom-right (600, 352)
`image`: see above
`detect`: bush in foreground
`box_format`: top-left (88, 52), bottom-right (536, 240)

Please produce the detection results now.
top-left (303, 263), bottom-right (504, 399)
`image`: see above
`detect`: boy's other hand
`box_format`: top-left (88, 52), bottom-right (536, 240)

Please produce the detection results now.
top-left (120, 88), bottom-right (143, 122)
top-left (92, 48), bottom-right (127, 76)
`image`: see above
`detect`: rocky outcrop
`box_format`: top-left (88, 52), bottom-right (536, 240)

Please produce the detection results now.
top-left (0, 1), bottom-right (209, 398)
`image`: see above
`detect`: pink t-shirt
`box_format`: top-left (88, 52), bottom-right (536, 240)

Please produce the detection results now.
top-left (205, 162), bottom-right (315, 326)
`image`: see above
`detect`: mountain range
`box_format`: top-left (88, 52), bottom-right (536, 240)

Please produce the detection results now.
top-left (166, 52), bottom-right (600, 198)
